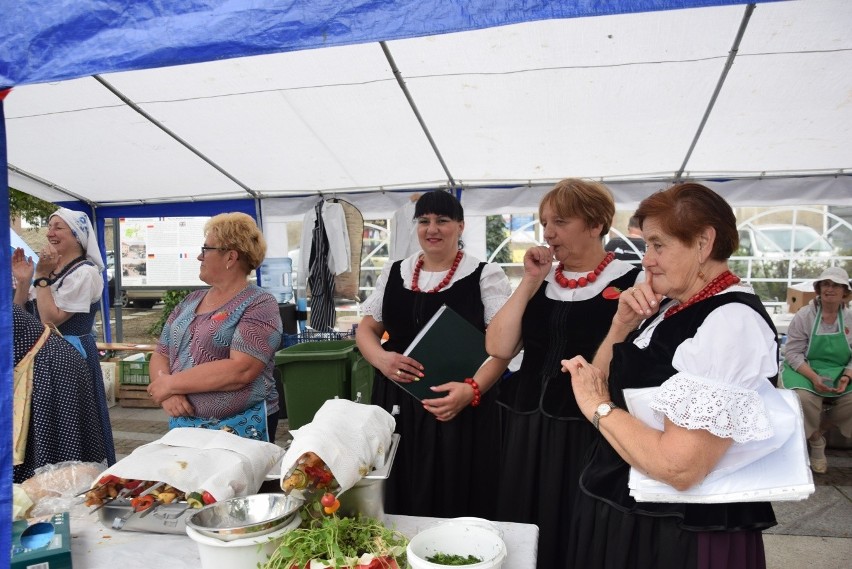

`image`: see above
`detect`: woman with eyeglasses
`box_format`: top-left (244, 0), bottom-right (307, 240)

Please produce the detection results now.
top-left (146, 212), bottom-right (283, 442)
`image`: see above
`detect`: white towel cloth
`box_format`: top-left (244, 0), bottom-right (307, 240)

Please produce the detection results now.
top-left (279, 399), bottom-right (395, 494)
top-left (95, 428), bottom-right (284, 501)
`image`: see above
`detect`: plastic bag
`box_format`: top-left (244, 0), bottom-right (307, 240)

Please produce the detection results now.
top-left (21, 460), bottom-right (107, 517)
top-left (12, 485), bottom-right (34, 520)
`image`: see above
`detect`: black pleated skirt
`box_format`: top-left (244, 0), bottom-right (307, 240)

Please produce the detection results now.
top-left (567, 490), bottom-right (767, 569)
top-left (373, 371), bottom-right (501, 520)
top-left (495, 410), bottom-right (597, 569)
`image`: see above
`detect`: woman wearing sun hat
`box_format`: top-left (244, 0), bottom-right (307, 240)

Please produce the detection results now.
top-left (782, 266), bottom-right (852, 473)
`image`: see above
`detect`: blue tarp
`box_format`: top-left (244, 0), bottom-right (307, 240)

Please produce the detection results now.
top-left (0, 0), bottom-right (762, 88)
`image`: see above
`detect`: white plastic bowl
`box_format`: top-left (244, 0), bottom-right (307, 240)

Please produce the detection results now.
top-left (407, 520), bottom-right (507, 569)
top-left (186, 511), bottom-right (301, 569)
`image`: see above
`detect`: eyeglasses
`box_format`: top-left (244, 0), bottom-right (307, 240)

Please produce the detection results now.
top-left (200, 246), bottom-right (228, 258)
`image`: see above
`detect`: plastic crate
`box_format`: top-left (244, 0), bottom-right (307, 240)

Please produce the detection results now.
top-left (119, 353), bottom-right (151, 385)
top-left (274, 340), bottom-right (356, 429)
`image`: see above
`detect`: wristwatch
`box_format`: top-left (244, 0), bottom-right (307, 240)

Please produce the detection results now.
top-left (592, 401), bottom-right (618, 430)
top-left (33, 277), bottom-right (53, 288)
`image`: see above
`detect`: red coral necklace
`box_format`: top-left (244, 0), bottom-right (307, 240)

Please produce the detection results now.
top-left (554, 252), bottom-right (615, 289)
top-left (411, 250), bottom-right (464, 293)
top-left (664, 270), bottom-right (741, 318)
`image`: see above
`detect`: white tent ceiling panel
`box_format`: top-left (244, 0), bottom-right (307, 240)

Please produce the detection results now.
top-left (387, 7), bottom-right (744, 73)
top-left (689, 50), bottom-right (852, 176)
top-left (401, 60), bottom-right (724, 182)
top-left (387, 8), bottom-right (744, 182)
top-left (130, 82), bottom-right (444, 193)
top-left (684, 1), bottom-right (852, 177)
top-left (7, 89), bottom-right (247, 203)
top-left (103, 42), bottom-right (392, 100)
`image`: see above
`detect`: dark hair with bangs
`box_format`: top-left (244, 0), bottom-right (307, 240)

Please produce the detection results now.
top-left (538, 178), bottom-right (615, 237)
top-left (634, 183), bottom-right (739, 260)
top-left (414, 190), bottom-right (464, 221)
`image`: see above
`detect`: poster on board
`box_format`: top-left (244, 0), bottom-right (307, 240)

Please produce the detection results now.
top-left (118, 217), bottom-right (209, 288)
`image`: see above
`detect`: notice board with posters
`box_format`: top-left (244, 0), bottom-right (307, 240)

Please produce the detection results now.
top-left (118, 217), bottom-right (209, 288)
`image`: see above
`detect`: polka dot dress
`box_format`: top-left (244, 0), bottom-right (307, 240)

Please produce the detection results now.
top-left (13, 305), bottom-right (109, 483)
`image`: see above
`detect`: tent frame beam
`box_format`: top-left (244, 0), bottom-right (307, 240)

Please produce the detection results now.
top-left (380, 41), bottom-right (459, 191)
top-left (676, 3), bottom-right (756, 180)
top-left (92, 75), bottom-right (260, 199)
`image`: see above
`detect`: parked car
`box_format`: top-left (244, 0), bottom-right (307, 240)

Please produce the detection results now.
top-left (737, 224), bottom-right (836, 258)
top-left (732, 224), bottom-right (840, 305)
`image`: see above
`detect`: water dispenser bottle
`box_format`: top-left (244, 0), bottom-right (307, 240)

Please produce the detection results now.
top-left (259, 257), bottom-right (293, 303)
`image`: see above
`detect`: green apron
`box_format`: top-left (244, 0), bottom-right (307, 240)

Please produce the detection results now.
top-left (782, 306), bottom-right (852, 397)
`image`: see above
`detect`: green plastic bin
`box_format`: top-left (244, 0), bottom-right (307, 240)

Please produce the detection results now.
top-left (274, 340), bottom-right (357, 430)
top-left (350, 349), bottom-right (375, 403)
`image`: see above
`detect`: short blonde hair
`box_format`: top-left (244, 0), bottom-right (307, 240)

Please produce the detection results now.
top-left (538, 178), bottom-right (615, 238)
top-left (204, 212), bottom-right (266, 272)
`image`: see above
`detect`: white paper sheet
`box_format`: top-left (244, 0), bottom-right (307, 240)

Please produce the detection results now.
top-left (624, 387), bottom-right (814, 503)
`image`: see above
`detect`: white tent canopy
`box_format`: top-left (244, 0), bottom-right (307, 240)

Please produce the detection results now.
top-left (5, 0), bottom-right (852, 215)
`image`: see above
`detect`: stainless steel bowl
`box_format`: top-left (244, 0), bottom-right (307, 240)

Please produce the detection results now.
top-left (185, 493), bottom-right (302, 542)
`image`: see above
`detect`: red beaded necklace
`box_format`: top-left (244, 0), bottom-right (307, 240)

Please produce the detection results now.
top-left (554, 252), bottom-right (615, 289)
top-left (411, 250), bottom-right (464, 293)
top-left (664, 270), bottom-right (741, 318)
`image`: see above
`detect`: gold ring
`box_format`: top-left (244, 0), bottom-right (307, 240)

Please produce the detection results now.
top-left (396, 370), bottom-right (402, 376)
top-left (631, 288), bottom-right (639, 296)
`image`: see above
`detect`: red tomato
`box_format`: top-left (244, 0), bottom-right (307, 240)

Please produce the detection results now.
top-left (320, 492), bottom-right (336, 507)
top-left (322, 499), bottom-right (340, 514)
top-left (201, 491), bottom-right (216, 505)
top-left (304, 465), bottom-right (333, 486)
top-left (602, 286), bottom-right (622, 300)
top-left (131, 494), bottom-right (155, 512)
top-left (98, 474), bottom-right (119, 486)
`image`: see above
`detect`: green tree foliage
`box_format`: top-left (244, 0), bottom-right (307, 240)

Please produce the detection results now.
top-left (148, 289), bottom-right (192, 337)
top-left (9, 188), bottom-right (55, 225)
top-left (486, 215), bottom-right (512, 263)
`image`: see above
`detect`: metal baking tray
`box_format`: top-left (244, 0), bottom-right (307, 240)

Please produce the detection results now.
top-left (96, 500), bottom-right (194, 534)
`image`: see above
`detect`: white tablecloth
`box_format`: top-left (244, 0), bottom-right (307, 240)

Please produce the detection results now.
top-left (68, 506), bottom-right (538, 568)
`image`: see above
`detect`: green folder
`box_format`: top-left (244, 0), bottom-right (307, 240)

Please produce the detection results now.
top-left (399, 304), bottom-right (490, 400)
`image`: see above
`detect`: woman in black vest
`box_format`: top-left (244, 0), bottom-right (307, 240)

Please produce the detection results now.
top-left (563, 183), bottom-right (780, 569)
top-left (486, 178), bottom-right (641, 568)
top-left (356, 190), bottom-right (512, 518)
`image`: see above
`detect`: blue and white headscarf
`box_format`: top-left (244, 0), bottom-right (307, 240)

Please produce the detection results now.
top-left (49, 208), bottom-right (105, 272)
